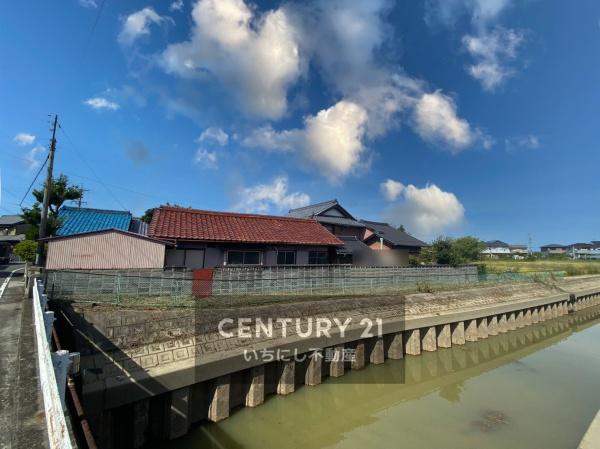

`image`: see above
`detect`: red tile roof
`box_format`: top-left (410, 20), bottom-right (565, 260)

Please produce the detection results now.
top-left (148, 206), bottom-right (343, 246)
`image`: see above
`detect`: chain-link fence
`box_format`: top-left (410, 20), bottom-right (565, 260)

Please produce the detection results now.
top-left (44, 266), bottom-right (566, 307)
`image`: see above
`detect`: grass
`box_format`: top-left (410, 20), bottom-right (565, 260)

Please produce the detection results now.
top-left (477, 259), bottom-right (600, 276)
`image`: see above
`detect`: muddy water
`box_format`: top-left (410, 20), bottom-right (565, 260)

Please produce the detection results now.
top-left (166, 308), bottom-right (600, 449)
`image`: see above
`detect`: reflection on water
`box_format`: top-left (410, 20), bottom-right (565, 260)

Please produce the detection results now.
top-left (164, 307), bottom-right (600, 449)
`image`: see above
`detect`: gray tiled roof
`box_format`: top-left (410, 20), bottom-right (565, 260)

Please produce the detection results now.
top-left (0, 234), bottom-right (25, 242)
top-left (361, 220), bottom-right (427, 248)
top-left (129, 218), bottom-right (149, 236)
top-left (287, 199), bottom-right (339, 218)
top-left (485, 240), bottom-right (509, 248)
top-left (0, 215), bottom-right (25, 226)
top-left (316, 216), bottom-right (366, 228)
top-left (337, 236), bottom-right (371, 254)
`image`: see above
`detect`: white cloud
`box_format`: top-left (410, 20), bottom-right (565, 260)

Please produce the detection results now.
top-left (118, 7), bottom-right (165, 46)
top-left (245, 87), bottom-right (488, 179)
top-left (380, 179), bottom-right (405, 201)
top-left (233, 176), bottom-right (310, 213)
top-left (505, 134), bottom-right (540, 152)
top-left (242, 125), bottom-right (298, 152)
top-left (78, 0), bottom-right (98, 8)
top-left (425, 0), bottom-right (511, 29)
top-left (463, 27), bottom-right (524, 91)
top-left (424, 1), bottom-right (524, 92)
top-left (243, 100), bottom-right (369, 181)
top-left (161, 0), bottom-right (302, 119)
top-left (194, 148), bottom-right (217, 168)
top-left (198, 127), bottom-right (228, 146)
top-left (24, 145), bottom-right (45, 170)
top-left (413, 91), bottom-right (486, 151)
top-left (305, 0), bottom-right (392, 92)
top-left (14, 133), bottom-right (35, 146)
top-left (170, 0), bottom-right (184, 12)
top-left (384, 181), bottom-right (465, 238)
top-left (84, 97), bottom-right (120, 110)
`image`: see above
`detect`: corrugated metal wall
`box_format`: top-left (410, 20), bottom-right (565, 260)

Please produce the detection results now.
top-left (46, 232), bottom-right (165, 270)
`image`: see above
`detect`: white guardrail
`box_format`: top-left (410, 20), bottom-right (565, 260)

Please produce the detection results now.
top-left (33, 278), bottom-right (75, 449)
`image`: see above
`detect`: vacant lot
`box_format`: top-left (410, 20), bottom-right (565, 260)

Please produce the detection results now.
top-left (478, 259), bottom-right (600, 276)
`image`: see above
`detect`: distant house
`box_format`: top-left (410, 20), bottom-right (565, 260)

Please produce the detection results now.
top-left (565, 243), bottom-right (600, 260)
top-left (288, 199), bottom-right (427, 265)
top-left (360, 220), bottom-right (427, 265)
top-left (540, 244), bottom-right (567, 254)
top-left (288, 200), bottom-right (366, 239)
top-left (0, 215), bottom-right (28, 262)
top-left (148, 206), bottom-right (343, 269)
top-left (482, 240), bottom-right (511, 258)
top-left (509, 245), bottom-right (528, 255)
top-left (57, 206), bottom-right (132, 236)
top-left (56, 206), bottom-right (148, 236)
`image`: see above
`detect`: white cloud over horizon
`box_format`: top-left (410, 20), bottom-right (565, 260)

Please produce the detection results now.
top-left (156, 0), bottom-right (490, 182)
top-left (78, 0), bottom-right (98, 8)
top-left (413, 91), bottom-right (491, 151)
top-left (161, 0), bottom-right (303, 120)
top-left (233, 176), bottom-right (310, 213)
top-left (194, 148), bottom-right (218, 168)
top-left (463, 27), bottom-right (524, 91)
top-left (24, 145), bottom-right (45, 171)
top-left (505, 134), bottom-right (540, 152)
top-left (170, 0), bottom-right (184, 12)
top-left (14, 133), bottom-right (35, 146)
top-left (243, 100), bottom-right (369, 181)
top-left (119, 7), bottom-right (166, 46)
top-left (380, 179), bottom-right (405, 201)
top-left (425, 0), bottom-right (524, 91)
top-left (383, 180), bottom-right (465, 238)
top-left (198, 127), bottom-right (228, 146)
top-left (84, 97), bottom-right (120, 110)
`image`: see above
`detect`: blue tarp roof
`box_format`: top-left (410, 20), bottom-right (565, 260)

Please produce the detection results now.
top-left (56, 206), bottom-right (132, 236)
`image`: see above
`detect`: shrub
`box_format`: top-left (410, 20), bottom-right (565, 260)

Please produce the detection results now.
top-left (14, 240), bottom-right (37, 263)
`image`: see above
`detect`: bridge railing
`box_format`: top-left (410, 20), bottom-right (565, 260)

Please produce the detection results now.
top-left (33, 278), bottom-right (75, 449)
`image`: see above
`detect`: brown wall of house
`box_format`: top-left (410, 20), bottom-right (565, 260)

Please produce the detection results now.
top-left (165, 243), bottom-right (336, 269)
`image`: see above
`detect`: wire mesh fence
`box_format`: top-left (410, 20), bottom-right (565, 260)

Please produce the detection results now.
top-left (44, 265), bottom-right (566, 307)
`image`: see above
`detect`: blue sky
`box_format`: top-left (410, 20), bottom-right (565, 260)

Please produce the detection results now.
top-left (1, 0), bottom-right (600, 247)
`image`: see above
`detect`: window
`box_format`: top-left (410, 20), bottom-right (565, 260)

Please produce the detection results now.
top-left (277, 250), bottom-right (296, 265)
top-left (308, 251), bottom-right (328, 265)
top-left (227, 251), bottom-right (261, 265)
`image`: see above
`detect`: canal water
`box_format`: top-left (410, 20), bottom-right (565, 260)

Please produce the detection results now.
top-left (165, 308), bottom-right (600, 449)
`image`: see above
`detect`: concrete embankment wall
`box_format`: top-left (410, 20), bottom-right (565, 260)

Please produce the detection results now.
top-left (60, 281), bottom-right (600, 448)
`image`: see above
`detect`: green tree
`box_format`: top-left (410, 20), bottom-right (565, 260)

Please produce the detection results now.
top-left (21, 174), bottom-right (82, 238)
top-left (452, 236), bottom-right (485, 264)
top-left (141, 208), bottom-right (155, 224)
top-left (431, 237), bottom-right (455, 265)
top-left (14, 240), bottom-right (37, 263)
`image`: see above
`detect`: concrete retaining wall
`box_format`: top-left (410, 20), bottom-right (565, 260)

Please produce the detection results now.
top-left (67, 280), bottom-right (600, 448)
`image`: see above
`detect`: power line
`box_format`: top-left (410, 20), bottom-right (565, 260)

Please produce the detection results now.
top-left (63, 173), bottom-right (169, 202)
top-left (19, 154), bottom-right (49, 207)
top-left (81, 0), bottom-right (108, 62)
top-left (58, 124), bottom-right (128, 210)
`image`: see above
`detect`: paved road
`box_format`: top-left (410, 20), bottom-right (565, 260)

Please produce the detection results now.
top-left (0, 264), bottom-right (48, 449)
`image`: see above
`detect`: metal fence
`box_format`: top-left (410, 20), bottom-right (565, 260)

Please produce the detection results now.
top-left (211, 265), bottom-right (479, 295)
top-left (44, 265), bottom-right (567, 306)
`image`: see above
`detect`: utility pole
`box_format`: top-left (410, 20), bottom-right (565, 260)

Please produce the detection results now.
top-left (36, 114), bottom-right (58, 266)
top-left (76, 187), bottom-right (88, 208)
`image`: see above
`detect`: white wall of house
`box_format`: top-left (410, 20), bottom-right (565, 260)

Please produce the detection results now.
top-left (46, 231), bottom-right (165, 270)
